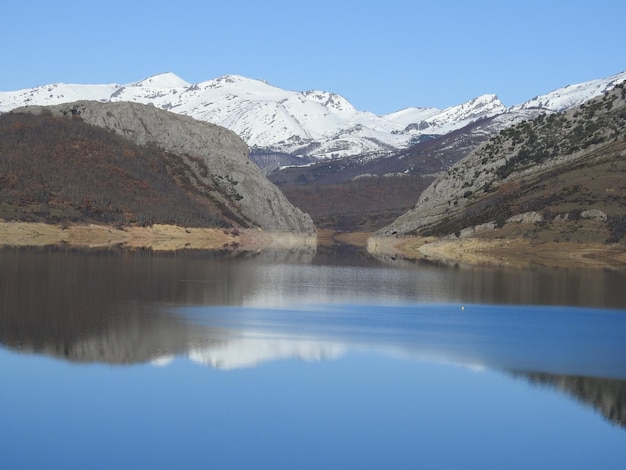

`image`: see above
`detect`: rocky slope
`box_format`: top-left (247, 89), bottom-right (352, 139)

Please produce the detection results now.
top-left (377, 82), bottom-right (626, 243)
top-left (8, 101), bottom-right (315, 233)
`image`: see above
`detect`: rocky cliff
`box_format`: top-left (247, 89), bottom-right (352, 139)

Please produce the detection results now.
top-left (12, 101), bottom-right (315, 233)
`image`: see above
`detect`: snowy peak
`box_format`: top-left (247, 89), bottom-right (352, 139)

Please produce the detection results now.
top-left (130, 72), bottom-right (190, 88)
top-left (381, 94), bottom-right (507, 136)
top-left (304, 90), bottom-right (356, 114)
top-left (423, 94), bottom-right (506, 128)
top-left (188, 336), bottom-right (345, 370)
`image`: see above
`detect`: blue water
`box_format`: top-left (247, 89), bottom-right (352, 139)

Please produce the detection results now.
top-left (179, 302), bottom-right (626, 379)
top-left (0, 249), bottom-right (625, 469)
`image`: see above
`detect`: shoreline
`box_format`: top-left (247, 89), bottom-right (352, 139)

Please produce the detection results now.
top-left (3, 220), bottom-right (624, 269)
top-left (0, 221), bottom-right (317, 253)
top-left (367, 235), bottom-right (626, 270)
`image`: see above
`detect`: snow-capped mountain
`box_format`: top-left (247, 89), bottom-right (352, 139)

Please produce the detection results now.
top-left (511, 71), bottom-right (626, 112)
top-left (390, 94), bottom-right (507, 135)
top-left (1, 70), bottom-right (625, 160)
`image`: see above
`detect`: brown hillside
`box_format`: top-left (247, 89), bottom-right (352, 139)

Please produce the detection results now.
top-left (278, 174), bottom-right (434, 231)
top-left (0, 112), bottom-right (238, 227)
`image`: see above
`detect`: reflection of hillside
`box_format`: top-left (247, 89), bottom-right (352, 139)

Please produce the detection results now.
top-left (3, 256), bottom-right (625, 433)
top-left (15, 305), bottom-right (205, 364)
top-left (370, 256), bottom-right (626, 309)
top-left (524, 373), bottom-right (626, 430)
top-left (2, 247), bottom-right (625, 437)
top-left (0, 248), bottom-right (313, 362)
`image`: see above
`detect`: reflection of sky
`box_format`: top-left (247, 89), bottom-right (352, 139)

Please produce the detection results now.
top-left (2, 251), bottom-right (626, 468)
top-left (179, 303), bottom-right (626, 380)
top-left (2, 346), bottom-right (625, 470)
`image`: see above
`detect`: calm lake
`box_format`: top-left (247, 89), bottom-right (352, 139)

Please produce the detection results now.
top-left (1, 246), bottom-right (625, 469)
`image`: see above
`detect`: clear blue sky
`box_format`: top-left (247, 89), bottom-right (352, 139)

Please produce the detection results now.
top-left (3, 0), bottom-right (625, 114)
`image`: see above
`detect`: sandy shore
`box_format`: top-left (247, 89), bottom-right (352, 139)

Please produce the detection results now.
top-left (0, 221), bottom-right (317, 253)
top-left (367, 235), bottom-right (626, 269)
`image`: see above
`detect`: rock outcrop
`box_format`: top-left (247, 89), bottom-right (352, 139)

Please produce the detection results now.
top-left (12, 101), bottom-right (315, 233)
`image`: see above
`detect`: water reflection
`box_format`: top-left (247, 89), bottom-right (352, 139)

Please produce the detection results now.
top-left (522, 373), bottom-right (626, 428)
top-left (1, 247), bottom-right (625, 432)
top-left (2, 246), bottom-right (625, 312)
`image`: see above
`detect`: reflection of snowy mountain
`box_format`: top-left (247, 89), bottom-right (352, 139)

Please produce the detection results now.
top-left (188, 334), bottom-right (345, 370)
top-left (2, 295), bottom-right (625, 429)
top-left (2, 71), bottom-right (624, 159)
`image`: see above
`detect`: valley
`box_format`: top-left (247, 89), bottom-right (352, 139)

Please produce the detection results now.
top-left (1, 71), bottom-right (625, 267)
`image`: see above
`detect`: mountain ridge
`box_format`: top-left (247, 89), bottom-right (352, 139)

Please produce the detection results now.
top-left (3, 71), bottom-right (624, 161)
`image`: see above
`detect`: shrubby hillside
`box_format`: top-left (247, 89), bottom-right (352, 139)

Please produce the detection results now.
top-left (379, 83), bottom-right (626, 244)
top-left (276, 174), bottom-right (434, 231)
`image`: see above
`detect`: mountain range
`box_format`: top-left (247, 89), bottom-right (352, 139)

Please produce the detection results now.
top-left (2, 71), bottom-right (625, 161)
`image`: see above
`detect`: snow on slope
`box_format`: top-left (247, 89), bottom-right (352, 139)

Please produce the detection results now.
top-left (408, 94), bottom-right (508, 135)
top-left (99, 74), bottom-right (412, 156)
top-left (0, 82), bottom-right (120, 110)
top-left (512, 70), bottom-right (626, 112)
top-left (382, 107), bottom-right (441, 127)
top-left (2, 71), bottom-right (625, 160)
top-left (0, 72), bottom-right (509, 158)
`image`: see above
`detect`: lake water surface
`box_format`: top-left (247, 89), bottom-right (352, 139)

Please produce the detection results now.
top-left (1, 247), bottom-right (625, 469)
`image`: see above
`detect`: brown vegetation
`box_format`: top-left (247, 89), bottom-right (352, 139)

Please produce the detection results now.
top-left (0, 112), bottom-right (234, 228)
top-left (278, 174), bottom-right (434, 231)
top-left (420, 140), bottom-right (626, 244)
